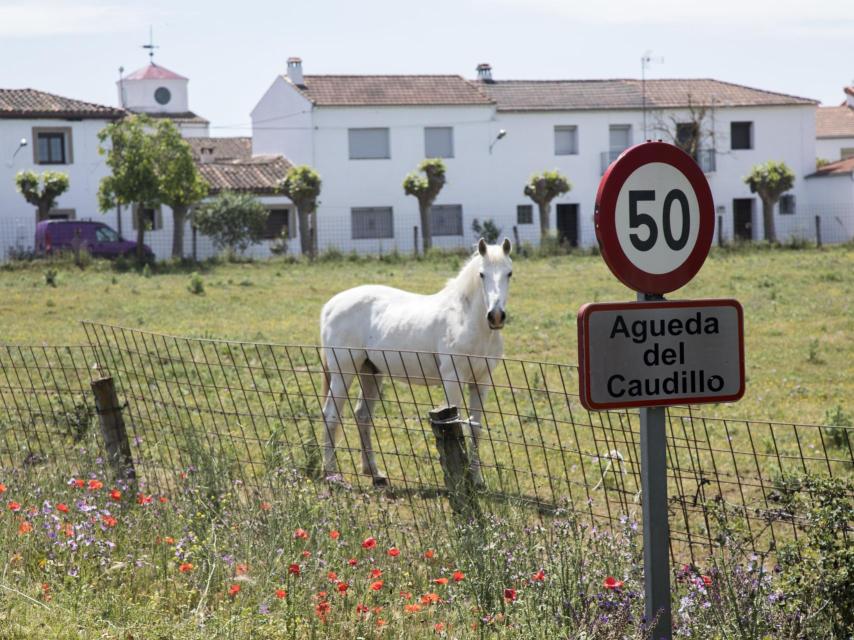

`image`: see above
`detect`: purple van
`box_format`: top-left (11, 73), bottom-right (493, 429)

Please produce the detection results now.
top-left (35, 220), bottom-right (153, 259)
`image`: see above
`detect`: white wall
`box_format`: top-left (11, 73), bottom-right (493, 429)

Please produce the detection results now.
top-left (251, 77), bottom-right (314, 165)
top-left (804, 173), bottom-right (854, 242)
top-left (0, 118), bottom-right (121, 257)
top-left (119, 77), bottom-right (190, 113)
top-left (816, 137), bottom-right (854, 162)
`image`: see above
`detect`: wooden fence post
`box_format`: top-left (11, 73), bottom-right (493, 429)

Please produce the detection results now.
top-left (91, 376), bottom-right (136, 484)
top-left (512, 225), bottom-right (520, 250)
top-left (429, 406), bottom-right (481, 519)
top-left (815, 215), bottom-right (822, 248)
top-left (413, 226), bottom-right (419, 257)
top-left (717, 215), bottom-right (724, 247)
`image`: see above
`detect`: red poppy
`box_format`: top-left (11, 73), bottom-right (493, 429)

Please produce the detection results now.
top-left (163, 536), bottom-right (175, 545)
top-left (453, 570), bottom-right (465, 582)
top-left (101, 515), bottom-right (117, 528)
top-left (87, 479), bottom-right (103, 491)
top-left (348, 558), bottom-right (358, 566)
top-left (61, 523), bottom-right (73, 537)
top-left (405, 603), bottom-right (422, 613)
top-left (400, 591), bottom-right (413, 600)
top-left (702, 575), bottom-right (712, 587)
top-left (228, 584), bottom-right (240, 597)
top-left (302, 550), bottom-right (311, 558)
top-left (158, 496), bottom-right (168, 503)
top-left (434, 577), bottom-right (449, 585)
top-left (56, 503), bottom-right (69, 513)
top-left (72, 478), bottom-right (85, 489)
top-left (356, 603), bottom-right (370, 615)
top-left (504, 588), bottom-right (517, 602)
top-left (376, 618), bottom-right (386, 627)
top-left (260, 501), bottom-right (271, 511)
top-left (387, 547), bottom-right (400, 557)
top-left (327, 571), bottom-right (338, 581)
top-left (369, 580), bottom-right (384, 591)
top-left (179, 562), bottom-right (193, 573)
top-left (370, 568), bottom-right (382, 579)
top-left (7, 501), bottom-right (21, 512)
top-left (424, 549), bottom-right (435, 559)
top-left (18, 521), bottom-right (32, 534)
top-left (275, 588), bottom-right (287, 599)
top-left (362, 536), bottom-right (377, 550)
top-left (288, 563), bottom-right (300, 576)
top-left (236, 563), bottom-right (249, 576)
top-left (434, 622), bottom-right (445, 633)
top-left (109, 489), bottom-right (121, 502)
top-left (315, 600), bottom-right (331, 622)
top-left (532, 569), bottom-right (545, 582)
top-left (603, 576), bottom-right (624, 590)
top-left (337, 581), bottom-right (349, 593)
top-left (0, 483), bottom-right (6, 493)
top-left (421, 592), bottom-right (441, 604)
top-left (294, 528), bottom-right (309, 540)
top-left (329, 529), bottom-right (340, 540)
top-left (137, 494), bottom-right (152, 505)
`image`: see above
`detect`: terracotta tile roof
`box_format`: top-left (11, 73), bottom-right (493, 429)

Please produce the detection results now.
top-left (806, 156), bottom-right (854, 178)
top-left (289, 75), bottom-right (493, 106)
top-left (816, 105), bottom-right (854, 138)
top-left (187, 137), bottom-right (252, 162)
top-left (138, 110), bottom-right (210, 125)
top-left (124, 63), bottom-right (187, 81)
top-left (197, 154), bottom-right (292, 195)
top-left (0, 88), bottom-right (125, 120)
top-left (478, 78), bottom-right (817, 111)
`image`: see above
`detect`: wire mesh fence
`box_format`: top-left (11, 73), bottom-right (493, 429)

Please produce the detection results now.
top-left (1, 324), bottom-right (852, 565)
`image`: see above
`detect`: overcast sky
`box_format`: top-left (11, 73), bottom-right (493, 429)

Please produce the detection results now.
top-left (1, 0), bottom-right (851, 134)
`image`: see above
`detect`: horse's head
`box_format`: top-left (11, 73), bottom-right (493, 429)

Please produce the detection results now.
top-left (477, 237), bottom-right (513, 330)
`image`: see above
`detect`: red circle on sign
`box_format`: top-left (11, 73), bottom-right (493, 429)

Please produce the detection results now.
top-left (595, 141), bottom-right (714, 294)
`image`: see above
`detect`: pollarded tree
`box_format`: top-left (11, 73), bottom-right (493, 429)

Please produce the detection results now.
top-left (152, 119), bottom-right (208, 258)
top-left (744, 161), bottom-right (795, 243)
top-left (97, 114), bottom-right (161, 260)
top-left (15, 170), bottom-right (70, 221)
top-left (193, 191), bottom-right (269, 256)
top-left (279, 165), bottom-right (322, 259)
top-left (524, 170), bottom-right (571, 239)
top-left (403, 158), bottom-right (446, 253)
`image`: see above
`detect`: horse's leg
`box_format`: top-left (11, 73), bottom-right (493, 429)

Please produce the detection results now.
top-left (354, 367), bottom-right (386, 486)
top-left (468, 383), bottom-right (487, 489)
top-left (321, 371), bottom-right (353, 478)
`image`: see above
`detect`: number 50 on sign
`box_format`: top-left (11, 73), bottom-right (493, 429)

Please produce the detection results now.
top-left (595, 142), bottom-right (715, 294)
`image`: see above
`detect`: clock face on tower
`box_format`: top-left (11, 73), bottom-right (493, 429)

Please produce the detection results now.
top-left (154, 87), bottom-right (171, 105)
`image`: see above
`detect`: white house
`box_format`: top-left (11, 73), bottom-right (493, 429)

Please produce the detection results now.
top-left (816, 86), bottom-right (854, 162)
top-left (0, 89), bottom-right (125, 255)
top-left (0, 62), bottom-right (293, 261)
top-left (253, 59), bottom-right (832, 251)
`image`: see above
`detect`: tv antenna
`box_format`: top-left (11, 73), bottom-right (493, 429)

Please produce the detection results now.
top-left (641, 50), bottom-right (664, 139)
top-left (142, 26), bottom-right (159, 62)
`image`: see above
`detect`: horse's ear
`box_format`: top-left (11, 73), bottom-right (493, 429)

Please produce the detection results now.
top-left (478, 238), bottom-right (487, 256)
top-left (502, 237), bottom-right (512, 255)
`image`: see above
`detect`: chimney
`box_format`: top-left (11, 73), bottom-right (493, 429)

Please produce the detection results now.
top-left (476, 63), bottom-right (493, 83)
top-left (287, 57), bottom-right (305, 86)
top-left (199, 147), bottom-right (215, 164)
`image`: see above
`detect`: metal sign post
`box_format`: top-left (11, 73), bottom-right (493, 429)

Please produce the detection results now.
top-left (580, 142), bottom-right (746, 640)
top-left (638, 293), bottom-right (671, 640)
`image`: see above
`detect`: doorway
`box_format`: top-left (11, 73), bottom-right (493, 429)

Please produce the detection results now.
top-left (733, 199), bottom-right (754, 241)
top-left (556, 203), bottom-right (579, 247)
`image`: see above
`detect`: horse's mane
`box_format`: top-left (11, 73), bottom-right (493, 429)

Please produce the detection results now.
top-left (441, 247), bottom-right (506, 300)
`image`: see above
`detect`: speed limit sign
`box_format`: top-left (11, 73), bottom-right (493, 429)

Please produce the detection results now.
top-left (595, 142), bottom-right (715, 293)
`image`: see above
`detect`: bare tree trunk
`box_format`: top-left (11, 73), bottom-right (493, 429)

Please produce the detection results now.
top-left (420, 202), bottom-right (432, 252)
top-left (761, 197), bottom-right (777, 243)
top-left (171, 205), bottom-right (187, 259)
top-left (135, 206), bottom-right (146, 261)
top-left (538, 201), bottom-right (551, 239)
top-left (297, 206), bottom-right (311, 257)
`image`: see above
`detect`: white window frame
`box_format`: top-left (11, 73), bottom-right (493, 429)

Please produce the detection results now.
top-left (348, 128), bottom-right (391, 160)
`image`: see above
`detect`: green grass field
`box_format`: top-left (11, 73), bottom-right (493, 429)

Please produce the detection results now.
top-left (2, 245), bottom-right (851, 425)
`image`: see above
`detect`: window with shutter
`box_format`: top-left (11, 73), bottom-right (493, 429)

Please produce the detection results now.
top-left (430, 204), bottom-right (463, 236)
top-left (351, 207), bottom-right (394, 239)
top-left (517, 205), bottom-right (533, 225)
top-left (554, 126), bottom-right (578, 155)
top-left (348, 128), bottom-right (391, 159)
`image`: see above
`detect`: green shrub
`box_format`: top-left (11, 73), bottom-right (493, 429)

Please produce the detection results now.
top-left (44, 268), bottom-right (58, 287)
top-left (471, 218), bottom-right (502, 244)
top-left (187, 272), bottom-right (204, 295)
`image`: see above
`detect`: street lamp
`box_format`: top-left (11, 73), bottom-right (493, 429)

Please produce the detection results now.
top-left (489, 129), bottom-right (507, 154)
top-left (8, 138), bottom-right (27, 166)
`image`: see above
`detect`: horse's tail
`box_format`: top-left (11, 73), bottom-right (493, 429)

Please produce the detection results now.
top-left (320, 349), bottom-right (330, 402)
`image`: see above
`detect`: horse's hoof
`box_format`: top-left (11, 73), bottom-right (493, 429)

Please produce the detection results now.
top-left (372, 475), bottom-right (389, 488)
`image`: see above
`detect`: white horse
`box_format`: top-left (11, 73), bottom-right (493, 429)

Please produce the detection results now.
top-left (319, 237), bottom-right (513, 487)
